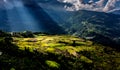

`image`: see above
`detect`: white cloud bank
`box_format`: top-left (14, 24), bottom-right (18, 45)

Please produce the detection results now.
top-left (0, 0), bottom-right (120, 13)
top-left (58, 0), bottom-right (120, 12)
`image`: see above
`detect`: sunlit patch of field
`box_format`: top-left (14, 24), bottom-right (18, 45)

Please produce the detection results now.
top-left (12, 35), bottom-right (120, 69)
top-left (12, 35), bottom-right (95, 52)
top-left (12, 35), bottom-right (95, 61)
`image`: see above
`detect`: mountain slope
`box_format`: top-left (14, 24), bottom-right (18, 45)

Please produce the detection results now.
top-left (0, 0), bottom-right (65, 34)
top-left (22, 1), bottom-right (65, 34)
top-left (61, 10), bottom-right (120, 46)
top-left (0, 0), bottom-right (120, 46)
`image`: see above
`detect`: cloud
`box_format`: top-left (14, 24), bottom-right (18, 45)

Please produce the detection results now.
top-left (58, 0), bottom-right (120, 12)
top-left (95, 0), bottom-right (105, 7)
top-left (0, 0), bottom-right (25, 10)
top-left (103, 0), bottom-right (118, 12)
top-left (1, 0), bottom-right (120, 13)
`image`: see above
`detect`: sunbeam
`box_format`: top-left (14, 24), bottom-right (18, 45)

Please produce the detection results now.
top-left (13, 0), bottom-right (42, 32)
top-left (0, 0), bottom-right (65, 34)
top-left (6, 0), bottom-right (42, 32)
top-left (0, 0), bottom-right (11, 31)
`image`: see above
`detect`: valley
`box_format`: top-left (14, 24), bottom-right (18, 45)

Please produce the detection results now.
top-left (0, 0), bottom-right (120, 70)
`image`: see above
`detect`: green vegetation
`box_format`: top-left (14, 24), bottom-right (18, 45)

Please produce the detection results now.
top-left (45, 60), bottom-right (60, 68)
top-left (0, 31), bottom-right (120, 70)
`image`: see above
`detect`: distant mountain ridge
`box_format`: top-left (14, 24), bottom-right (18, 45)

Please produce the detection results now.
top-left (60, 10), bottom-right (120, 46)
top-left (108, 9), bottom-right (120, 15)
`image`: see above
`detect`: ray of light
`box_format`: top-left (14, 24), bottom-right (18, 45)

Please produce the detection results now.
top-left (14, 0), bottom-right (42, 32)
top-left (6, 0), bottom-right (25, 32)
top-left (6, 0), bottom-right (42, 32)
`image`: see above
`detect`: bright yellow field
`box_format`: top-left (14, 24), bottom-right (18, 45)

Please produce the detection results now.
top-left (12, 35), bottom-right (120, 69)
top-left (12, 35), bottom-right (95, 53)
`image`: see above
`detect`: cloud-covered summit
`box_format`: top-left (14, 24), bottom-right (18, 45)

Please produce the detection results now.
top-left (58, 0), bottom-right (120, 12)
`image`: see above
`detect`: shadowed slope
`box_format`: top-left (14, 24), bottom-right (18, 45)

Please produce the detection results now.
top-left (0, 0), bottom-right (65, 34)
top-left (21, 0), bottom-right (66, 34)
